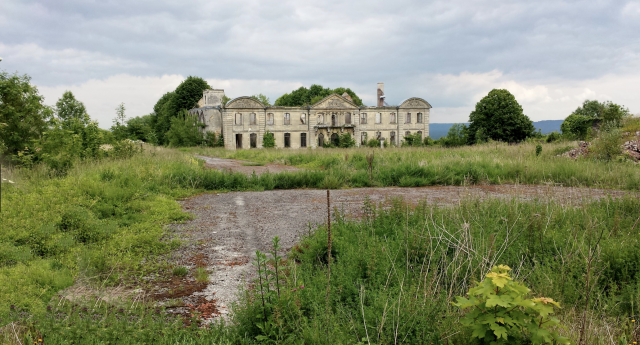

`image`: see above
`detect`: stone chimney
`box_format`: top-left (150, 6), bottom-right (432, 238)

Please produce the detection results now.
top-left (377, 82), bottom-right (385, 107)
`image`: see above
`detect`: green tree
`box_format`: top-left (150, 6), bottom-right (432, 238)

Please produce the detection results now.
top-left (165, 111), bottom-right (205, 147)
top-left (338, 133), bottom-right (356, 148)
top-left (251, 94), bottom-right (271, 106)
top-left (560, 100), bottom-right (630, 139)
top-left (466, 89), bottom-right (534, 144)
top-left (0, 70), bottom-right (53, 156)
top-left (55, 91), bottom-right (89, 130)
top-left (262, 131), bottom-right (275, 148)
top-left (274, 85), bottom-right (363, 106)
top-left (125, 114), bottom-right (155, 143)
top-left (402, 133), bottom-right (424, 147)
top-left (111, 103), bottom-right (128, 140)
top-left (440, 123), bottom-right (467, 147)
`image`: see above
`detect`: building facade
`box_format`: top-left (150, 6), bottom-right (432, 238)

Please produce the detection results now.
top-left (188, 84), bottom-right (432, 150)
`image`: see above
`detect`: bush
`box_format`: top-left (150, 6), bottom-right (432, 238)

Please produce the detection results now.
top-left (338, 133), bottom-right (356, 148)
top-left (402, 132), bottom-right (424, 147)
top-left (262, 131), bottom-right (275, 148)
top-left (590, 124), bottom-right (623, 161)
top-left (546, 131), bottom-right (562, 143)
top-left (441, 123), bottom-right (468, 147)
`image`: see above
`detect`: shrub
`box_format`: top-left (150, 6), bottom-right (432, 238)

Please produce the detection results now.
top-left (590, 124), bottom-right (623, 161)
top-left (338, 133), bottom-right (356, 148)
top-left (535, 144), bottom-right (542, 156)
top-left (454, 265), bottom-right (570, 345)
top-left (194, 267), bottom-right (209, 283)
top-left (262, 131), bottom-right (275, 148)
top-left (546, 131), bottom-right (562, 143)
top-left (172, 266), bottom-right (188, 277)
top-left (402, 132), bottom-right (424, 147)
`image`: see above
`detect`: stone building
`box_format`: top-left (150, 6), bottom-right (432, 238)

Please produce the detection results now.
top-left (188, 83), bottom-right (431, 150)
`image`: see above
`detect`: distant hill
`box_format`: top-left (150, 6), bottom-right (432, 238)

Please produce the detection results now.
top-left (428, 120), bottom-right (563, 139)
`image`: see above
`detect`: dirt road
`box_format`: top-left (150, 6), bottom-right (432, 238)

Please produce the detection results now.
top-left (162, 184), bottom-right (634, 322)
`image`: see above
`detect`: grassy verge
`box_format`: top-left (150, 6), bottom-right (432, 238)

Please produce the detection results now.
top-left (0, 148), bottom-right (202, 316)
top-left (183, 141), bottom-right (640, 190)
top-left (229, 196), bottom-right (640, 344)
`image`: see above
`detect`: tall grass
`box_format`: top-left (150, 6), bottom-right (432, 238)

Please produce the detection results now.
top-left (229, 196), bottom-right (640, 344)
top-left (185, 140), bottom-right (640, 190)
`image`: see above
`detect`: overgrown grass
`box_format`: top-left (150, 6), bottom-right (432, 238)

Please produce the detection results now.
top-left (0, 147), bottom-right (201, 316)
top-left (229, 196), bottom-right (640, 344)
top-left (184, 140), bottom-right (640, 190)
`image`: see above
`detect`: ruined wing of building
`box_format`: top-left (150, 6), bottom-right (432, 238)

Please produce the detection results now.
top-left (188, 83), bottom-right (432, 150)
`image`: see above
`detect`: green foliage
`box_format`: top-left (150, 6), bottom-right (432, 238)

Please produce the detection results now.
top-left (338, 133), bottom-right (356, 148)
top-left (440, 123), bottom-right (468, 147)
top-left (535, 144), bottom-right (542, 156)
top-left (365, 138), bottom-right (388, 148)
top-left (262, 131), bottom-right (275, 148)
top-left (467, 89), bottom-right (535, 144)
top-left (55, 91), bottom-right (89, 129)
top-left (203, 131), bottom-right (224, 147)
top-left (590, 123), bottom-right (623, 162)
top-left (0, 70), bottom-right (53, 156)
top-left (561, 100), bottom-right (631, 139)
top-left (423, 136), bottom-right (436, 146)
top-left (111, 103), bottom-right (128, 141)
top-left (221, 95), bottom-right (231, 105)
top-left (546, 131), bottom-right (562, 143)
top-left (172, 266), bottom-right (188, 277)
top-left (194, 267), bottom-right (209, 283)
top-left (165, 111), bottom-right (206, 147)
top-left (455, 265), bottom-right (570, 345)
top-left (402, 132), bottom-right (424, 147)
top-left (151, 77), bottom-right (211, 145)
top-left (125, 114), bottom-right (156, 143)
top-left (274, 84), bottom-right (363, 106)
top-left (251, 94), bottom-right (271, 106)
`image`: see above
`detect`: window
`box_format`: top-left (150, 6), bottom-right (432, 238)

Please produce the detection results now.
top-left (390, 113), bottom-right (396, 124)
top-left (301, 133), bottom-right (307, 147)
top-left (300, 113), bottom-right (306, 124)
top-left (345, 113), bottom-right (351, 125)
top-left (267, 113), bottom-right (274, 125)
top-left (318, 114), bottom-right (324, 124)
top-left (375, 113), bottom-right (381, 124)
top-left (361, 132), bottom-right (368, 144)
top-left (250, 133), bottom-right (257, 148)
top-left (235, 134), bottom-right (242, 149)
top-left (376, 131), bottom-right (382, 140)
top-left (405, 131), bottom-right (411, 136)
top-left (284, 133), bottom-right (291, 148)
top-left (331, 114), bottom-right (336, 126)
top-left (417, 113), bottom-right (423, 123)
top-left (284, 113), bottom-right (290, 125)
top-left (331, 133), bottom-right (339, 146)
top-left (390, 131), bottom-right (396, 145)
top-left (318, 133), bottom-right (324, 147)
top-left (405, 113), bottom-right (411, 124)
top-left (250, 113), bottom-right (256, 125)
top-left (235, 113), bottom-right (242, 125)
top-left (360, 113), bottom-right (367, 124)
top-left (417, 131), bottom-right (422, 140)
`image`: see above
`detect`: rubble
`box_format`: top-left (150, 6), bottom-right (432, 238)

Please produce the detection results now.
top-left (562, 141), bottom-right (590, 159)
top-left (622, 139), bottom-right (640, 161)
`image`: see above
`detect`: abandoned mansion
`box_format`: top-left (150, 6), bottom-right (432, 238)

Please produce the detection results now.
top-left (188, 83), bottom-right (432, 150)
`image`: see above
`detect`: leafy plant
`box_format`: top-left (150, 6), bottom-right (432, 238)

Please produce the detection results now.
top-left (454, 265), bottom-right (571, 345)
top-left (194, 267), bottom-right (209, 283)
top-left (262, 131), bottom-right (275, 148)
top-left (172, 266), bottom-right (188, 277)
top-left (536, 144), bottom-right (542, 156)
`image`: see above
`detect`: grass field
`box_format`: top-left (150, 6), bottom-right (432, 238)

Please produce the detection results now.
top-left (2, 141), bottom-right (640, 344)
top-left (184, 140), bottom-right (640, 190)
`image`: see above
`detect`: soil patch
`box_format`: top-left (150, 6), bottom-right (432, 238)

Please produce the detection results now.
top-left (164, 184), bottom-right (636, 323)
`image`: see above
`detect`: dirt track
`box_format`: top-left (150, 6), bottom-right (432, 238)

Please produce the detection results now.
top-left (162, 182), bottom-right (635, 322)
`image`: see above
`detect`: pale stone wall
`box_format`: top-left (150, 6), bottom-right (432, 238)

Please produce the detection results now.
top-left (193, 91), bottom-right (431, 150)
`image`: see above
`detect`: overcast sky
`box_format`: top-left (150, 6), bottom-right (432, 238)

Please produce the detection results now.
top-left (1, 0), bottom-right (639, 128)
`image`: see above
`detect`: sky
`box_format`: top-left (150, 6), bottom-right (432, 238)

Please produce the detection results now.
top-left (1, 0), bottom-right (639, 128)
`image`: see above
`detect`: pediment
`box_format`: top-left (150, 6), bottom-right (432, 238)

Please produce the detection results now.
top-left (225, 97), bottom-right (264, 109)
top-left (399, 97), bottom-right (432, 109)
top-left (311, 94), bottom-right (358, 109)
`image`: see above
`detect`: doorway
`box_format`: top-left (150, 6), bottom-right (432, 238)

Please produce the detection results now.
top-left (318, 133), bottom-right (324, 147)
top-left (250, 133), bottom-right (257, 148)
top-left (235, 134), bottom-right (242, 149)
top-left (331, 133), bottom-right (339, 146)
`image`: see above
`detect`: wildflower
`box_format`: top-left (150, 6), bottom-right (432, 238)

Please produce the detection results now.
top-left (291, 289), bottom-right (297, 292)
top-left (300, 285), bottom-right (304, 289)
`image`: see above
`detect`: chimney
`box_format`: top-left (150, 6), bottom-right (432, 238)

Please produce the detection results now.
top-left (377, 82), bottom-right (385, 107)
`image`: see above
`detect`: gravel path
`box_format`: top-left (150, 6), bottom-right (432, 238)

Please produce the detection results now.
top-left (165, 184), bottom-right (635, 322)
top-left (195, 155), bottom-right (302, 175)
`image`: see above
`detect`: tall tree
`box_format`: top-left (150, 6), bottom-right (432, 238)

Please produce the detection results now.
top-left (560, 99), bottom-right (630, 139)
top-left (0, 71), bottom-right (53, 155)
top-left (274, 85), bottom-right (363, 106)
top-left (466, 89), bottom-right (534, 144)
top-left (111, 103), bottom-right (128, 140)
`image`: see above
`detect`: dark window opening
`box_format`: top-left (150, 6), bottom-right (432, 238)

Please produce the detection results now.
top-left (301, 133), bottom-right (307, 147)
top-left (331, 133), bottom-right (339, 146)
top-left (235, 134), bottom-right (242, 149)
top-left (331, 114), bottom-right (336, 126)
top-left (284, 133), bottom-right (291, 148)
top-left (390, 131), bottom-right (396, 144)
top-left (318, 133), bottom-right (324, 147)
top-left (250, 133), bottom-right (257, 148)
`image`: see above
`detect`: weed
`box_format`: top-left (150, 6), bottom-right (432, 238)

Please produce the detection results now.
top-left (193, 267), bottom-right (209, 283)
top-left (172, 266), bottom-right (188, 277)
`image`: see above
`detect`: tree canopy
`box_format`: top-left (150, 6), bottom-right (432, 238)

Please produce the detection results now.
top-left (274, 85), bottom-right (363, 106)
top-left (0, 70), bottom-right (53, 156)
top-left (466, 89), bottom-right (534, 144)
top-left (560, 99), bottom-right (630, 139)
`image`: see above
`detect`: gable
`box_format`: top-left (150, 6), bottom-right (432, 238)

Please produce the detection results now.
top-left (399, 97), bottom-right (432, 109)
top-left (311, 94), bottom-right (358, 109)
top-left (225, 97), bottom-right (264, 109)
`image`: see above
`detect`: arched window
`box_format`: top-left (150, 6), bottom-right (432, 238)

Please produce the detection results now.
top-left (405, 131), bottom-right (411, 136)
top-left (417, 131), bottom-right (422, 139)
top-left (235, 113), bottom-right (242, 125)
top-left (318, 133), bottom-right (324, 147)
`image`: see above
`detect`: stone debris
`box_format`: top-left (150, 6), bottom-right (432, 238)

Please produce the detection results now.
top-left (562, 141), bottom-right (590, 159)
top-left (622, 139), bottom-right (640, 161)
